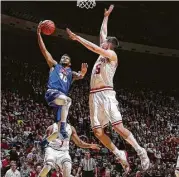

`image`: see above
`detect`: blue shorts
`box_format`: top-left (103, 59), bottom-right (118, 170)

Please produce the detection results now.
top-left (45, 89), bottom-right (65, 108)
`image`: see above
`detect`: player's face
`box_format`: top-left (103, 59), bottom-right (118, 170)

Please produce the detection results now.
top-left (101, 40), bottom-right (110, 50)
top-left (60, 56), bottom-right (71, 66)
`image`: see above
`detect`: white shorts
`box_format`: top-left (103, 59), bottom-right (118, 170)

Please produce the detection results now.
top-left (89, 90), bottom-right (122, 129)
top-left (44, 147), bottom-right (71, 169)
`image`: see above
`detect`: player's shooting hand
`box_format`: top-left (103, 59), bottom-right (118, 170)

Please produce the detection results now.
top-left (81, 63), bottom-right (88, 76)
top-left (104, 5), bottom-right (114, 17)
top-left (37, 21), bottom-right (43, 34)
top-left (66, 28), bottom-right (77, 40)
top-left (90, 144), bottom-right (100, 150)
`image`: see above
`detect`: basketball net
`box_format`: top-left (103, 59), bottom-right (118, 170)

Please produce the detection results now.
top-left (77, 0), bottom-right (96, 9)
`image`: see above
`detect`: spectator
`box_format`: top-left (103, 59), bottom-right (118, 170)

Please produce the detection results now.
top-left (1, 154), bottom-right (11, 176)
top-left (51, 167), bottom-right (63, 177)
top-left (1, 55), bottom-right (179, 176)
top-left (20, 162), bottom-right (30, 177)
top-left (5, 161), bottom-right (21, 177)
top-left (1, 139), bottom-right (9, 150)
top-left (2, 154), bottom-right (10, 169)
top-left (9, 146), bottom-right (19, 162)
top-left (76, 151), bottom-right (97, 177)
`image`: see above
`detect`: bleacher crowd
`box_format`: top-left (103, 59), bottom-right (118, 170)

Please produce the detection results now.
top-left (1, 56), bottom-right (179, 177)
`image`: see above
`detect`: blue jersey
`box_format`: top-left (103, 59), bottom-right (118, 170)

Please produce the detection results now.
top-left (47, 64), bottom-right (73, 95)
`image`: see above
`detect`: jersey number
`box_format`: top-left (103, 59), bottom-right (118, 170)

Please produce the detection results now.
top-left (59, 73), bottom-right (67, 82)
top-left (95, 64), bottom-right (101, 74)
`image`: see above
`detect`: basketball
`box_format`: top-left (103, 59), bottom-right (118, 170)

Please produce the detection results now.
top-left (41, 20), bottom-right (55, 35)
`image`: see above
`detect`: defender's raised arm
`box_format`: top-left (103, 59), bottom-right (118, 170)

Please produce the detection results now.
top-left (66, 28), bottom-right (117, 61)
top-left (100, 5), bottom-right (114, 45)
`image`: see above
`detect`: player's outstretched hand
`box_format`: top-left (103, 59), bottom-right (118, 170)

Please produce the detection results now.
top-left (104, 5), bottom-right (114, 17)
top-left (81, 63), bottom-right (88, 76)
top-left (66, 28), bottom-right (77, 40)
top-left (37, 21), bottom-right (43, 34)
top-left (90, 144), bottom-right (100, 150)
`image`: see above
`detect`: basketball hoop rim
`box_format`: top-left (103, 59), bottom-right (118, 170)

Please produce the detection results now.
top-left (77, 0), bottom-right (96, 9)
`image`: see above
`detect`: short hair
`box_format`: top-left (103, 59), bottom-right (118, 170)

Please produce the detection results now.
top-left (62, 54), bottom-right (71, 59)
top-left (60, 54), bottom-right (71, 64)
top-left (10, 161), bottom-right (16, 166)
top-left (106, 36), bottom-right (119, 49)
top-left (85, 151), bottom-right (90, 154)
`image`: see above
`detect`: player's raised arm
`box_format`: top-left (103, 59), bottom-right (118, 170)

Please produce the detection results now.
top-left (72, 63), bottom-right (88, 81)
top-left (37, 21), bottom-right (57, 68)
top-left (66, 28), bottom-right (117, 61)
top-left (71, 126), bottom-right (100, 150)
top-left (100, 5), bottom-right (114, 45)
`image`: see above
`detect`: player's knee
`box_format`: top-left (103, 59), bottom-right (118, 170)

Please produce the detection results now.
top-left (66, 97), bottom-right (72, 107)
top-left (113, 123), bottom-right (126, 135)
top-left (39, 163), bottom-right (52, 177)
top-left (93, 128), bottom-right (104, 139)
top-left (46, 161), bottom-right (54, 168)
top-left (113, 122), bottom-right (124, 131)
top-left (63, 161), bottom-right (72, 177)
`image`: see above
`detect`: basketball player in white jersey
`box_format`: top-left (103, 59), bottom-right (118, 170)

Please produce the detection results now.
top-left (38, 123), bottom-right (100, 177)
top-left (66, 5), bottom-right (150, 174)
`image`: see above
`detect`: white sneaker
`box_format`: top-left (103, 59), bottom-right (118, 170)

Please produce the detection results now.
top-left (116, 150), bottom-right (131, 175)
top-left (137, 148), bottom-right (150, 171)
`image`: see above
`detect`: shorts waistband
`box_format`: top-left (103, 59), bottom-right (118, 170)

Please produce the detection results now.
top-left (48, 146), bottom-right (68, 152)
top-left (47, 89), bottom-right (59, 92)
top-left (90, 86), bottom-right (113, 94)
top-left (47, 89), bottom-right (65, 94)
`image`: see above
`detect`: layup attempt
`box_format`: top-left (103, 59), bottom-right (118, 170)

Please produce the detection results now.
top-left (38, 123), bottom-right (100, 177)
top-left (66, 5), bottom-right (150, 173)
top-left (37, 22), bottom-right (88, 140)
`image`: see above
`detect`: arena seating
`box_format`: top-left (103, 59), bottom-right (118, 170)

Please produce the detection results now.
top-left (1, 54), bottom-right (178, 176)
top-left (1, 2), bottom-right (179, 176)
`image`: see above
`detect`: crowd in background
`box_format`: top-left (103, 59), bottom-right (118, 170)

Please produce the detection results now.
top-left (1, 56), bottom-right (179, 177)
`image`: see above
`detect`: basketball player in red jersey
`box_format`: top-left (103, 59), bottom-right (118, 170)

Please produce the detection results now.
top-left (66, 5), bottom-right (150, 174)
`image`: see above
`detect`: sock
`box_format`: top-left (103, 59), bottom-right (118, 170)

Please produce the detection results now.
top-left (61, 122), bottom-right (66, 131)
top-left (56, 106), bottom-right (62, 122)
top-left (112, 147), bottom-right (122, 156)
top-left (125, 133), bottom-right (143, 153)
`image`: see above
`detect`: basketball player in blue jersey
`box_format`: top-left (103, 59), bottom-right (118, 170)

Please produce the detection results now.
top-left (37, 21), bottom-right (88, 140)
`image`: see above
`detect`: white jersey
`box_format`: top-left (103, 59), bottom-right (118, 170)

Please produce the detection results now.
top-left (90, 55), bottom-right (117, 90)
top-left (48, 123), bottom-right (72, 151)
top-left (177, 154), bottom-right (179, 169)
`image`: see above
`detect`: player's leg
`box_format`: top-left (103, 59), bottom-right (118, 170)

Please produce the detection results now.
top-left (54, 95), bottom-right (72, 136)
top-left (62, 161), bottom-right (72, 177)
top-left (38, 148), bottom-right (55, 177)
top-left (89, 93), bottom-right (130, 173)
top-left (108, 92), bottom-right (150, 171)
top-left (93, 127), bottom-right (130, 173)
top-left (45, 90), bottom-right (71, 139)
top-left (57, 152), bottom-right (72, 177)
top-left (113, 123), bottom-right (150, 170)
top-left (54, 95), bottom-right (71, 139)
top-left (38, 162), bottom-right (52, 177)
